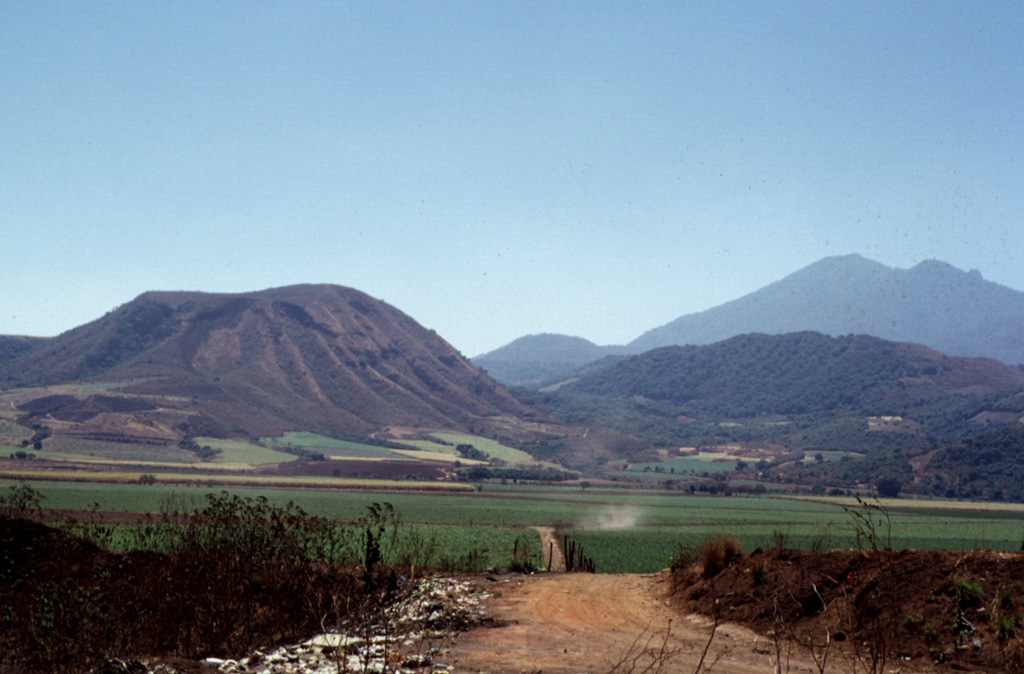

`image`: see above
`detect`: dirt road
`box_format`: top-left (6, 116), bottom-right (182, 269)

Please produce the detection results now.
top-left (533, 526), bottom-right (566, 572)
top-left (448, 572), bottom-right (826, 674)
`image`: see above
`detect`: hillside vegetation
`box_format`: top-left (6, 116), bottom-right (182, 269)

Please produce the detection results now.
top-left (567, 332), bottom-right (1024, 418)
top-left (520, 331), bottom-right (1024, 498)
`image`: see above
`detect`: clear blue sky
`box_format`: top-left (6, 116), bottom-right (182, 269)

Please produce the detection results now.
top-left (3, 1), bottom-right (1022, 357)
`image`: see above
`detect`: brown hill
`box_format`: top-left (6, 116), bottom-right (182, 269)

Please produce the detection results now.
top-left (0, 285), bottom-right (534, 441)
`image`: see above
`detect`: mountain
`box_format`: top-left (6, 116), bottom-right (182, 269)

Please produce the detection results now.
top-left (0, 335), bottom-right (45, 366)
top-left (0, 285), bottom-right (533, 442)
top-left (630, 254), bottom-right (1024, 364)
top-left (472, 334), bottom-right (634, 388)
top-left (565, 332), bottom-right (1024, 420)
top-left (525, 331), bottom-right (1024, 497)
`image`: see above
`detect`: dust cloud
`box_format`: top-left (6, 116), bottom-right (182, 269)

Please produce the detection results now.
top-left (581, 507), bottom-right (642, 530)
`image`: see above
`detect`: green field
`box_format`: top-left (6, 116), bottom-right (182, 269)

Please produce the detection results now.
top-left (196, 437), bottom-right (298, 465)
top-left (263, 432), bottom-right (393, 454)
top-left (566, 516), bottom-right (1024, 573)
top-left (402, 438), bottom-right (458, 453)
top-left (9, 435), bottom-right (298, 469)
top-left (5, 479), bottom-right (1022, 573)
top-left (617, 456), bottom-right (739, 479)
top-left (431, 432), bottom-right (538, 465)
top-left (60, 517), bottom-right (539, 573)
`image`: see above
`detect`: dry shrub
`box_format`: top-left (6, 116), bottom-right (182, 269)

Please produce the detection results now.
top-left (0, 492), bottom-right (412, 673)
top-left (700, 535), bottom-right (742, 578)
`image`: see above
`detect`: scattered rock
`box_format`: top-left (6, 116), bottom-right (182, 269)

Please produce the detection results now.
top-left (86, 576), bottom-right (492, 674)
top-left (207, 576), bottom-right (491, 674)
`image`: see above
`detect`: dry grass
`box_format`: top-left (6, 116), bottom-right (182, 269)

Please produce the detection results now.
top-left (699, 535), bottom-right (742, 578)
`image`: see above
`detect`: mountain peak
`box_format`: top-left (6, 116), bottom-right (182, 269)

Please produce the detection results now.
top-left (629, 255), bottom-right (1024, 364)
top-left (910, 258), bottom-right (962, 275)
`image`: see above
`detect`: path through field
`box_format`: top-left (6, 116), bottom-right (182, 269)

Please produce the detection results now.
top-left (448, 572), bottom-right (830, 674)
top-left (533, 526), bottom-right (565, 572)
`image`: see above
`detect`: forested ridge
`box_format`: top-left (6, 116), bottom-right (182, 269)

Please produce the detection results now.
top-left (517, 331), bottom-right (1024, 498)
top-left (566, 332), bottom-right (917, 417)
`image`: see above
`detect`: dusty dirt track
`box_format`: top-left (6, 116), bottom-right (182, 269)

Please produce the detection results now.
top-left (447, 572), bottom-right (844, 674)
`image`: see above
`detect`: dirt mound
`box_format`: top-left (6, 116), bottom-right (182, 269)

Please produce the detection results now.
top-left (672, 546), bottom-right (1024, 672)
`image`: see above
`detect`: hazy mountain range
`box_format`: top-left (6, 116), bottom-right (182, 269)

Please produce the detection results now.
top-left (474, 254), bottom-right (1024, 386)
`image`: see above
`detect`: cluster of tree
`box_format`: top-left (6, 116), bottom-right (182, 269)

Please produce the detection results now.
top-left (565, 333), bottom-right (923, 418)
top-left (0, 336), bottom-right (44, 369)
top-left (27, 424), bottom-right (51, 451)
top-left (511, 332), bottom-right (1024, 502)
top-left (455, 443), bottom-right (488, 461)
top-left (272, 444), bottom-right (327, 461)
top-left (927, 424), bottom-right (1024, 501)
top-left (817, 448), bottom-right (913, 488)
top-left (82, 301), bottom-right (178, 374)
top-left (176, 436), bottom-right (222, 460)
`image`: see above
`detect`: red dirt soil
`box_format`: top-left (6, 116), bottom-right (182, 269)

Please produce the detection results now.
top-left (449, 572), bottom-right (813, 674)
top-left (672, 546), bottom-right (1024, 673)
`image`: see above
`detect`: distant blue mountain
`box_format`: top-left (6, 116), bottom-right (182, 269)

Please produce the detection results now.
top-left (478, 255), bottom-right (1024, 388)
top-left (472, 334), bottom-right (634, 388)
top-left (629, 254), bottom-right (1024, 365)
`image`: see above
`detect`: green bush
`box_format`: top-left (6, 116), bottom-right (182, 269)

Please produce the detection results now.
top-left (669, 543), bottom-right (699, 572)
top-left (955, 578), bottom-right (985, 609)
top-left (997, 614), bottom-right (1020, 641)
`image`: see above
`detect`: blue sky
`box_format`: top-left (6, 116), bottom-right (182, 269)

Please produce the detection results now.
top-left (2, 1), bottom-right (1022, 356)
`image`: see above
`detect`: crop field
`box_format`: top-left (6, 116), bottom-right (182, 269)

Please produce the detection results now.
top-left (618, 455), bottom-right (738, 477)
top-left (566, 517), bottom-right (1024, 573)
top-left (13, 436), bottom-right (296, 469)
top-left (400, 438), bottom-right (458, 453)
top-left (263, 432), bottom-right (393, 454)
top-left (390, 447), bottom-right (484, 464)
top-left (789, 494), bottom-right (1024, 513)
top-left (4, 454), bottom-right (259, 470)
top-left (45, 436), bottom-right (200, 464)
top-left (60, 517), bottom-right (538, 572)
top-left (0, 472), bottom-right (475, 492)
top-left (385, 524), bottom-right (542, 570)
top-left (5, 479), bottom-right (1022, 573)
top-left (431, 432), bottom-right (538, 465)
top-left (195, 437), bottom-right (297, 465)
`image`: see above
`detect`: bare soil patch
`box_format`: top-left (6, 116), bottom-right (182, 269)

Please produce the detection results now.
top-left (267, 458), bottom-right (447, 479)
top-left (533, 526), bottom-right (566, 572)
top-left (448, 572), bottom-right (823, 674)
